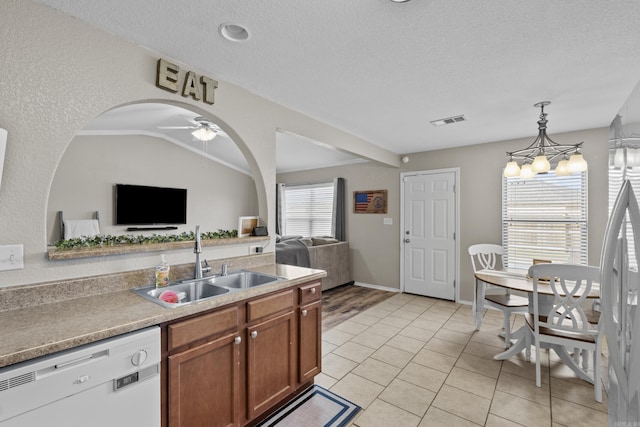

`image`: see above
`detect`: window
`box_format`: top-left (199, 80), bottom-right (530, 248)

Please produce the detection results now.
top-left (282, 182), bottom-right (334, 237)
top-left (502, 171), bottom-right (588, 269)
top-left (608, 147), bottom-right (640, 271)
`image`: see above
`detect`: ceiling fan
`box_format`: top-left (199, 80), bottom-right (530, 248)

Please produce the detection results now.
top-left (158, 116), bottom-right (220, 141)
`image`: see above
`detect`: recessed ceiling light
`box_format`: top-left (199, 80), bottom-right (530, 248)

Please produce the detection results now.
top-left (390, 0), bottom-right (411, 3)
top-left (430, 115), bottom-right (467, 126)
top-left (219, 23), bottom-right (250, 42)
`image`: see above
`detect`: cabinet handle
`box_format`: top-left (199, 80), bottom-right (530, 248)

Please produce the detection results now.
top-left (251, 331), bottom-right (258, 339)
top-left (234, 336), bottom-right (242, 345)
top-left (310, 288), bottom-right (316, 294)
top-left (302, 309), bottom-right (308, 317)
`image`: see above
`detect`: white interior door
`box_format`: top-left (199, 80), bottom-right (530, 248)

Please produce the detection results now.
top-left (402, 171), bottom-right (456, 300)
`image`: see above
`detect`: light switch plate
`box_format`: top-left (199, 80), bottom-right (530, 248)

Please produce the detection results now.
top-left (0, 244), bottom-right (24, 271)
top-left (383, 218), bottom-right (393, 225)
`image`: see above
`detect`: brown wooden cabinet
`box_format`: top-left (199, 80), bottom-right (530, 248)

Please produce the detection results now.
top-left (299, 299), bottom-right (322, 383)
top-left (163, 281), bottom-right (321, 427)
top-left (298, 281), bottom-right (322, 384)
top-left (168, 332), bottom-right (241, 427)
top-left (166, 306), bottom-right (241, 427)
top-left (246, 311), bottom-right (296, 420)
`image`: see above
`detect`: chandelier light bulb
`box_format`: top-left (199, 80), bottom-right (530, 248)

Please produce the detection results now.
top-left (614, 148), bottom-right (625, 168)
top-left (504, 161), bottom-right (521, 177)
top-left (531, 155), bottom-right (551, 173)
top-left (519, 164), bottom-right (535, 179)
top-left (628, 148), bottom-right (640, 167)
top-left (568, 153), bottom-right (588, 172)
top-left (554, 159), bottom-right (571, 176)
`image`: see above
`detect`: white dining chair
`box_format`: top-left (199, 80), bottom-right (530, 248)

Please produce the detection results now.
top-left (469, 244), bottom-right (529, 348)
top-left (527, 263), bottom-right (603, 402)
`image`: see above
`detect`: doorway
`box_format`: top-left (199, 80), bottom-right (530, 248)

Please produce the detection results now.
top-left (400, 169), bottom-right (459, 301)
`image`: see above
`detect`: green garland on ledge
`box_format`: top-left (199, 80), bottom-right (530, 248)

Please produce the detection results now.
top-left (54, 229), bottom-right (238, 250)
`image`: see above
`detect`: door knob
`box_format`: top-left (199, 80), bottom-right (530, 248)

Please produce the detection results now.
top-left (251, 331), bottom-right (258, 339)
top-left (302, 309), bottom-right (308, 316)
top-left (404, 238), bottom-right (410, 243)
top-left (234, 336), bottom-right (242, 345)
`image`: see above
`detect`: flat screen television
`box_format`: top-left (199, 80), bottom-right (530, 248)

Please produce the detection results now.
top-left (115, 184), bottom-right (187, 225)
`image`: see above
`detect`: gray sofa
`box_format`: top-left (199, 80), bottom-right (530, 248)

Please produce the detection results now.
top-left (308, 241), bottom-right (352, 291)
top-left (275, 236), bottom-right (352, 291)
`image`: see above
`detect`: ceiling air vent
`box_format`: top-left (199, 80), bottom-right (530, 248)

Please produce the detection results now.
top-left (430, 115), bottom-right (467, 127)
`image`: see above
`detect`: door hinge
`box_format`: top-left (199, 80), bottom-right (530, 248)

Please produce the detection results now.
top-left (453, 232), bottom-right (456, 240)
top-left (453, 279), bottom-right (456, 289)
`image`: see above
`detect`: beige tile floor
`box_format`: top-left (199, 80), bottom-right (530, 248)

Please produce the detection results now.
top-left (317, 291), bottom-right (609, 427)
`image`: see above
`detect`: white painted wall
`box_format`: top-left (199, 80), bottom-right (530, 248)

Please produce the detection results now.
top-left (47, 135), bottom-right (258, 243)
top-left (0, 0), bottom-right (397, 287)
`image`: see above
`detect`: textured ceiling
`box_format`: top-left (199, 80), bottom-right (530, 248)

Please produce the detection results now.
top-left (34, 0), bottom-right (640, 166)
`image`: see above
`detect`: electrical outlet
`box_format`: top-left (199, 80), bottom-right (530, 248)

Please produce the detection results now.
top-left (249, 245), bottom-right (263, 254)
top-left (0, 244), bottom-right (24, 271)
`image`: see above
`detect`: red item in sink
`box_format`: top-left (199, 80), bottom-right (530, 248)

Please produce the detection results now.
top-left (159, 290), bottom-right (179, 304)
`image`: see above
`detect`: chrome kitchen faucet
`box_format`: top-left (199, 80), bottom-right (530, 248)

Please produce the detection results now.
top-left (194, 225), bottom-right (211, 279)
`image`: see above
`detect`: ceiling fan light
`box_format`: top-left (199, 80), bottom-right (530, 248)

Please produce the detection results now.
top-left (504, 161), bottom-right (520, 177)
top-left (519, 164), bottom-right (535, 179)
top-left (532, 155), bottom-right (551, 173)
top-left (568, 153), bottom-right (588, 172)
top-left (554, 159), bottom-right (571, 176)
top-left (191, 127), bottom-right (217, 141)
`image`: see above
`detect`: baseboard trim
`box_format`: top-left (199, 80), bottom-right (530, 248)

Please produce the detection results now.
top-left (353, 281), bottom-right (401, 293)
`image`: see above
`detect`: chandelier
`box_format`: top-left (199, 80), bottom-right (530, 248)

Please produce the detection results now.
top-left (504, 101), bottom-right (587, 178)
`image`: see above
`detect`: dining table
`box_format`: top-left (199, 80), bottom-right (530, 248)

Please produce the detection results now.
top-left (474, 268), bottom-right (601, 384)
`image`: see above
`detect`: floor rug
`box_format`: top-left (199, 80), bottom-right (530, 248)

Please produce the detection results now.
top-left (258, 384), bottom-right (361, 427)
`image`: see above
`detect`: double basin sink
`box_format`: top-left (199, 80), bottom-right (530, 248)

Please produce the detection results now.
top-left (132, 270), bottom-right (283, 308)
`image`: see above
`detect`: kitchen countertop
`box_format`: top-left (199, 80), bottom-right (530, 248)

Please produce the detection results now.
top-left (0, 264), bottom-right (326, 369)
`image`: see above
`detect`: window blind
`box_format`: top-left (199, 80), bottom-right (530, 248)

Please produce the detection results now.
top-left (283, 182), bottom-right (334, 237)
top-left (608, 163), bottom-right (640, 271)
top-left (502, 171), bottom-right (588, 270)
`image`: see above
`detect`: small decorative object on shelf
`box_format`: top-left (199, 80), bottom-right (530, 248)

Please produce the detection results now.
top-left (238, 216), bottom-right (259, 237)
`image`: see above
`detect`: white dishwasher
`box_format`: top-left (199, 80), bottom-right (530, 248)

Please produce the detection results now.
top-left (0, 326), bottom-right (160, 427)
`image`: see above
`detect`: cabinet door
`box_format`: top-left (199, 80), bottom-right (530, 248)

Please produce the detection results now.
top-left (299, 300), bottom-right (322, 383)
top-left (246, 311), bottom-right (295, 420)
top-left (168, 333), bottom-right (241, 427)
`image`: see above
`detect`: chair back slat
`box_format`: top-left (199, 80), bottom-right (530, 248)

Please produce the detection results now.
top-left (468, 244), bottom-right (503, 272)
top-left (529, 263), bottom-right (599, 337)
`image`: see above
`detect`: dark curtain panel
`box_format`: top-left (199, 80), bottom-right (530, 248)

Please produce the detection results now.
top-left (275, 183), bottom-right (285, 236)
top-left (333, 177), bottom-right (346, 241)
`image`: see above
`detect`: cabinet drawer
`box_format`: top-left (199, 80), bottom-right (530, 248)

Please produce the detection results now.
top-left (168, 306), bottom-right (239, 351)
top-left (247, 289), bottom-right (294, 322)
top-left (299, 282), bottom-right (322, 304)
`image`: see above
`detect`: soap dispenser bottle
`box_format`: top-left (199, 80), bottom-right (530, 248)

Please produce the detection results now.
top-left (155, 254), bottom-right (170, 288)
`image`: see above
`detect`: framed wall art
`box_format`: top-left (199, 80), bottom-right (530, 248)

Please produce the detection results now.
top-left (238, 216), bottom-right (259, 237)
top-left (353, 190), bottom-right (387, 214)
